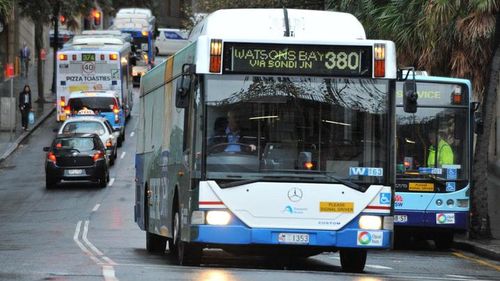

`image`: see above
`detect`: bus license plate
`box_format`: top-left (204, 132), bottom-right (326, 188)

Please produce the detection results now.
top-left (394, 215), bottom-right (408, 223)
top-left (66, 169), bottom-right (84, 176)
top-left (278, 233), bottom-right (309, 244)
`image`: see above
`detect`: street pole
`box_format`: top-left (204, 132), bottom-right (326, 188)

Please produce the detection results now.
top-left (9, 77), bottom-right (13, 141)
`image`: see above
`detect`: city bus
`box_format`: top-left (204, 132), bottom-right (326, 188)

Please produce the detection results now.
top-left (394, 74), bottom-right (473, 249)
top-left (112, 8), bottom-right (156, 85)
top-left (56, 36), bottom-right (133, 121)
top-left (135, 9), bottom-right (399, 272)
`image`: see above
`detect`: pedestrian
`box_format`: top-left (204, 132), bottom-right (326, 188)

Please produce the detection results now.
top-left (19, 42), bottom-right (31, 78)
top-left (19, 85), bottom-right (32, 131)
top-left (427, 131), bottom-right (454, 167)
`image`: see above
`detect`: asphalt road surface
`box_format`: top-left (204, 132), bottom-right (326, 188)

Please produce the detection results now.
top-left (0, 88), bottom-right (499, 281)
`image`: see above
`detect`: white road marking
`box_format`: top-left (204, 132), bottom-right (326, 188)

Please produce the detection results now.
top-left (73, 221), bottom-right (101, 264)
top-left (446, 275), bottom-right (475, 279)
top-left (82, 220), bottom-right (104, 256)
top-left (365, 264), bottom-right (393, 270)
top-left (102, 256), bottom-right (118, 266)
top-left (92, 204), bottom-right (101, 212)
top-left (129, 131), bottom-right (135, 137)
top-left (120, 152), bottom-right (126, 159)
top-left (108, 178), bottom-right (115, 187)
top-left (102, 265), bottom-right (118, 281)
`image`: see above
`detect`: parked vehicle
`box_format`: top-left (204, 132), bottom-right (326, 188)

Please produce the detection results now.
top-left (44, 133), bottom-right (109, 189)
top-left (155, 28), bottom-right (189, 56)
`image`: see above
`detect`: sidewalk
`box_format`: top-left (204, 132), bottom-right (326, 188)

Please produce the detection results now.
top-left (453, 166), bottom-right (500, 261)
top-left (0, 51), bottom-right (55, 162)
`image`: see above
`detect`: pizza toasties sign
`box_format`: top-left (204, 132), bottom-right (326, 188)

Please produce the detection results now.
top-left (223, 43), bottom-right (372, 77)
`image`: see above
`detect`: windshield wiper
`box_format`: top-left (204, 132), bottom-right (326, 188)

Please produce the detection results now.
top-left (421, 174), bottom-right (446, 187)
top-left (218, 175), bottom-right (314, 188)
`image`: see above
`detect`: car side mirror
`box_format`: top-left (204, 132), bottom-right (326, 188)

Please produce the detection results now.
top-left (43, 147), bottom-right (50, 152)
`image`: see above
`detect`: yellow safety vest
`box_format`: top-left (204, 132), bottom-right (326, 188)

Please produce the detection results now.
top-left (427, 139), bottom-right (454, 167)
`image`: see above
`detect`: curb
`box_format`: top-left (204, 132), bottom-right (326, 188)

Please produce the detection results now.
top-left (454, 239), bottom-right (500, 261)
top-left (0, 106), bottom-right (55, 163)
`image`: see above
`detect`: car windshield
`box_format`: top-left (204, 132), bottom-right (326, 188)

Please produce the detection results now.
top-left (203, 75), bottom-right (390, 185)
top-left (54, 137), bottom-right (97, 152)
top-left (396, 82), bottom-right (469, 181)
top-left (68, 97), bottom-right (117, 112)
top-left (62, 121), bottom-right (106, 136)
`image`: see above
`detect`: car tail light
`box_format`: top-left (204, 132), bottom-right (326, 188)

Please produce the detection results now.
top-left (105, 139), bottom-right (112, 148)
top-left (93, 151), bottom-right (104, 162)
top-left (48, 152), bottom-right (56, 163)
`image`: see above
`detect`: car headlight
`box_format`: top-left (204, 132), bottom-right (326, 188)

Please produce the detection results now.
top-left (359, 215), bottom-right (382, 230)
top-left (206, 210), bottom-right (231, 225)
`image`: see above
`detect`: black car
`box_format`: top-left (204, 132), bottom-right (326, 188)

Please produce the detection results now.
top-left (44, 133), bottom-right (109, 189)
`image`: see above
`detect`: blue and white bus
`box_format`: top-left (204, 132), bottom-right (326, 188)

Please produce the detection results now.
top-left (395, 74), bottom-right (473, 249)
top-left (135, 8), bottom-right (399, 272)
top-left (112, 8), bottom-right (156, 85)
top-left (56, 36), bottom-right (133, 121)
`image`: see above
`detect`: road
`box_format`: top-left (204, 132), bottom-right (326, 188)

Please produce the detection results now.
top-left (0, 88), bottom-right (499, 281)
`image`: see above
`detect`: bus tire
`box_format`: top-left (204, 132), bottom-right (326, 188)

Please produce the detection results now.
top-left (435, 232), bottom-right (454, 250)
top-left (340, 249), bottom-right (367, 273)
top-left (173, 209), bottom-right (202, 265)
top-left (146, 232), bottom-right (167, 254)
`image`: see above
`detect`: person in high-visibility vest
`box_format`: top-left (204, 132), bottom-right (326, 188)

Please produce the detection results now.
top-left (427, 131), bottom-right (454, 167)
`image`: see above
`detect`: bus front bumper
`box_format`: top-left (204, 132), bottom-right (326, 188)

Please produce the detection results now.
top-left (394, 210), bottom-right (468, 230)
top-left (190, 224), bottom-right (392, 249)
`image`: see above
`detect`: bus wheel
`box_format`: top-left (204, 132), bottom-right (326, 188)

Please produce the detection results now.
top-left (173, 210), bottom-right (202, 265)
top-left (146, 232), bottom-right (167, 254)
top-left (340, 249), bottom-right (367, 273)
top-left (434, 232), bottom-right (454, 250)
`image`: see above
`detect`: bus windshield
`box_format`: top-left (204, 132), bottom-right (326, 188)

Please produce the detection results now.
top-left (203, 75), bottom-right (390, 185)
top-left (396, 82), bottom-right (469, 182)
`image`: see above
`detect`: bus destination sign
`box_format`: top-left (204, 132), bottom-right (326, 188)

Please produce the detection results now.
top-left (223, 43), bottom-right (372, 77)
top-left (82, 53), bottom-right (96, 62)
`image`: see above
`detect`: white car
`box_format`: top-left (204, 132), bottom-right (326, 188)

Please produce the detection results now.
top-left (155, 28), bottom-right (189, 56)
top-left (58, 116), bottom-right (119, 165)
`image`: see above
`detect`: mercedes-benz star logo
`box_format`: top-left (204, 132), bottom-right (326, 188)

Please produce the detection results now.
top-left (287, 187), bottom-right (303, 202)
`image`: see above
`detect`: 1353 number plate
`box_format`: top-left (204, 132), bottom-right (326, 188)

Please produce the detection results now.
top-left (278, 233), bottom-right (310, 244)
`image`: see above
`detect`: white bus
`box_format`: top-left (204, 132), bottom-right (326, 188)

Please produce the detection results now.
top-left (135, 9), bottom-right (399, 272)
top-left (56, 37), bottom-right (133, 121)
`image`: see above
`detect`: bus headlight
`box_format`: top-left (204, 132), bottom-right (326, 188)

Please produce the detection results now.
top-left (359, 215), bottom-right (382, 230)
top-left (206, 210), bottom-right (231, 225)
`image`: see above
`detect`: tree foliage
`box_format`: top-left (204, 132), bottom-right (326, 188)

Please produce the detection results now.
top-left (182, 0), bottom-right (325, 28)
top-left (329, 0), bottom-right (500, 238)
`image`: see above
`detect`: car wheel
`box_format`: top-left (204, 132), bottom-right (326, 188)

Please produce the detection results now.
top-left (99, 171), bottom-right (108, 188)
top-left (46, 177), bottom-right (57, 189)
top-left (340, 249), bottom-right (367, 273)
top-left (109, 152), bottom-right (115, 166)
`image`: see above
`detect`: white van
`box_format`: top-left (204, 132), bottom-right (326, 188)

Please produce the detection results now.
top-left (155, 28), bottom-right (189, 56)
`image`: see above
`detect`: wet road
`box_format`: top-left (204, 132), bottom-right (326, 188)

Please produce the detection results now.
top-left (0, 88), bottom-right (499, 281)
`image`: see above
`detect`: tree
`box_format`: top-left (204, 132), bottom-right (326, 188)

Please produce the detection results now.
top-left (328, 0), bottom-right (500, 238)
top-left (182, 0), bottom-right (325, 28)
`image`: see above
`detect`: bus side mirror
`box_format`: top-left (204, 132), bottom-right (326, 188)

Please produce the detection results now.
top-left (475, 111), bottom-right (484, 135)
top-left (176, 64), bottom-right (196, 108)
top-left (403, 80), bottom-right (418, 113)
